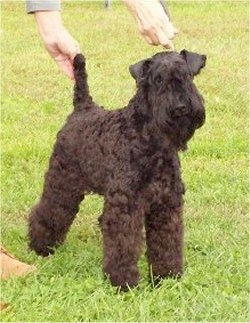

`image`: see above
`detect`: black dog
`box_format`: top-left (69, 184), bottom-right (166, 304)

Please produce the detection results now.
top-left (29, 50), bottom-right (206, 290)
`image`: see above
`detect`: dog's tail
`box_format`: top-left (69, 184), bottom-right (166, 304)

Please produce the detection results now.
top-left (73, 53), bottom-right (93, 111)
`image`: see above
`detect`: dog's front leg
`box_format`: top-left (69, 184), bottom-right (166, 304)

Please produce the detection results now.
top-left (145, 198), bottom-right (184, 284)
top-left (101, 193), bottom-right (144, 291)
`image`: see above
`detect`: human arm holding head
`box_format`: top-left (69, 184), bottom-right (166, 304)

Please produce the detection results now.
top-left (122, 0), bottom-right (178, 49)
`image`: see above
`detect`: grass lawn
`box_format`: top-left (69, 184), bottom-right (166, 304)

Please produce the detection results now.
top-left (1, 1), bottom-right (249, 321)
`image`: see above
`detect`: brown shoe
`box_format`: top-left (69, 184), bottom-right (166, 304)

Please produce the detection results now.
top-left (0, 246), bottom-right (36, 280)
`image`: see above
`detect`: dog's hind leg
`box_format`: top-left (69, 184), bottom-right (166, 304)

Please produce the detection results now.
top-left (28, 149), bottom-right (85, 257)
top-left (101, 192), bottom-right (145, 290)
top-left (145, 199), bottom-right (184, 285)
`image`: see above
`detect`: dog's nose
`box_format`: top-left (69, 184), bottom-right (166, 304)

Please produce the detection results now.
top-left (201, 55), bottom-right (207, 68)
top-left (172, 104), bottom-right (188, 117)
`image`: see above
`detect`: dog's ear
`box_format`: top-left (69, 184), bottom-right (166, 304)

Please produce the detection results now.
top-left (180, 49), bottom-right (206, 76)
top-left (129, 59), bottom-right (153, 82)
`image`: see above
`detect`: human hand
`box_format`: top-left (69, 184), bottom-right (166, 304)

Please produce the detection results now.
top-left (34, 11), bottom-right (80, 80)
top-left (123, 0), bottom-right (178, 49)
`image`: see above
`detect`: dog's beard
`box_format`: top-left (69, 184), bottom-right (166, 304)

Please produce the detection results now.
top-left (151, 101), bottom-right (203, 150)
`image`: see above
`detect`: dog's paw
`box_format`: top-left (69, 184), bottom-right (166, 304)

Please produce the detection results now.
top-left (104, 265), bottom-right (140, 291)
top-left (29, 242), bottom-right (55, 257)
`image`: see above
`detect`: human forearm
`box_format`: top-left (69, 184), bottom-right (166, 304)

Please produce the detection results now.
top-left (34, 10), bottom-right (63, 40)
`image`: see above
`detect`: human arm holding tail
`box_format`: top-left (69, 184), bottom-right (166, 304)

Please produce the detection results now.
top-left (26, 0), bottom-right (178, 80)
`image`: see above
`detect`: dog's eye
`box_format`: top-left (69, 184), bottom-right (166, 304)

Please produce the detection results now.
top-left (154, 74), bottom-right (163, 86)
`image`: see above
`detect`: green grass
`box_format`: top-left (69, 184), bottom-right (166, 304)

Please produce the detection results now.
top-left (1, 1), bottom-right (249, 321)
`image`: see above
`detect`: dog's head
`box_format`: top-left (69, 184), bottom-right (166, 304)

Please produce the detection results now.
top-left (129, 50), bottom-right (206, 150)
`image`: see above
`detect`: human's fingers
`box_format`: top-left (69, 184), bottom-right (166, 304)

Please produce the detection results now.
top-left (143, 34), bottom-right (156, 45)
top-left (55, 58), bottom-right (75, 80)
top-left (140, 25), bottom-right (159, 45)
top-left (124, 0), bottom-right (179, 48)
top-left (156, 28), bottom-right (174, 49)
top-left (162, 39), bottom-right (174, 50)
top-left (45, 29), bottom-right (80, 79)
top-left (161, 21), bottom-right (179, 41)
top-left (137, 17), bottom-right (174, 48)
top-left (57, 30), bottom-right (80, 62)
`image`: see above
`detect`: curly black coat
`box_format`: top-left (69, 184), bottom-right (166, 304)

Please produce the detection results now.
top-left (28, 50), bottom-right (206, 290)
